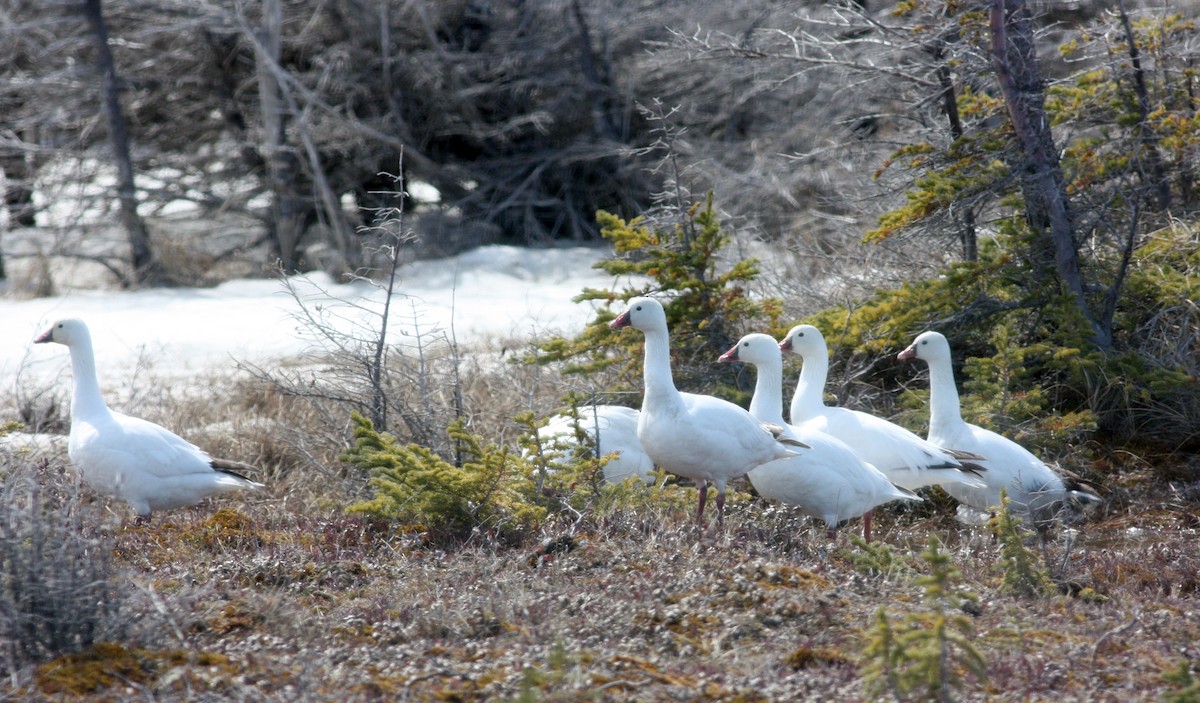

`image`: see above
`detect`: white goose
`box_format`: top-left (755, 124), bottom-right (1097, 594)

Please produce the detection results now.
top-left (898, 330), bottom-right (1101, 532)
top-left (34, 318), bottom-right (264, 520)
top-left (779, 324), bottom-right (987, 491)
top-left (609, 297), bottom-right (805, 527)
top-left (720, 334), bottom-right (920, 541)
top-left (535, 405), bottom-right (656, 484)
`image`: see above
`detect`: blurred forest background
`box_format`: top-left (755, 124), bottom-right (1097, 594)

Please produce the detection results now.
top-left (0, 1), bottom-right (1188, 276)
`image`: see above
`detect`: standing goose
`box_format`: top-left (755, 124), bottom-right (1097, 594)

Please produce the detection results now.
top-left (779, 324), bottom-right (986, 491)
top-left (720, 334), bottom-right (920, 541)
top-left (609, 298), bottom-right (805, 527)
top-left (898, 330), bottom-right (1101, 532)
top-left (34, 318), bottom-right (264, 520)
top-left (535, 405), bottom-right (656, 484)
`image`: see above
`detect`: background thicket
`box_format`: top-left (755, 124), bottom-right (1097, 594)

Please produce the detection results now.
top-left (5, 1), bottom-right (1191, 280)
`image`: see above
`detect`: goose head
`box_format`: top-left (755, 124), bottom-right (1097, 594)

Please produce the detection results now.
top-left (898, 331), bottom-right (950, 364)
top-left (609, 297), bottom-right (666, 333)
top-left (778, 324), bottom-right (824, 357)
top-left (719, 333), bottom-right (780, 365)
top-left (34, 318), bottom-right (89, 347)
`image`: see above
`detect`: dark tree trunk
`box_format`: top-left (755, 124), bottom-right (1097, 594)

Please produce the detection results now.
top-left (987, 0), bottom-right (1109, 349)
top-left (1, 138), bottom-right (36, 229)
top-left (0, 135), bottom-right (35, 281)
top-left (81, 0), bottom-right (163, 286)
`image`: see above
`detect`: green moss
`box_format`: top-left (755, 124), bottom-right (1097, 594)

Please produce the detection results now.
top-left (786, 646), bottom-right (854, 670)
top-left (191, 507), bottom-right (267, 550)
top-left (34, 642), bottom-right (232, 696)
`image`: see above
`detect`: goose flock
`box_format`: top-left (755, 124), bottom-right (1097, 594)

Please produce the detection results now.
top-left (604, 297), bottom-right (1098, 538)
top-left (718, 333), bottom-right (920, 541)
top-left (29, 302), bottom-right (1098, 538)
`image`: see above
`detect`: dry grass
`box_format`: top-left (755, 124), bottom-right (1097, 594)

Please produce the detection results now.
top-left (1, 445), bottom-right (1198, 701)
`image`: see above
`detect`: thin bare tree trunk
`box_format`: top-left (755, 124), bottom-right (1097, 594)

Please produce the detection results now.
top-left (988, 0), bottom-right (1109, 349)
top-left (930, 37), bottom-right (978, 262)
top-left (288, 73), bottom-right (360, 271)
top-left (1116, 0), bottom-right (1171, 211)
top-left (254, 0), bottom-right (306, 271)
top-left (82, 0), bottom-right (162, 286)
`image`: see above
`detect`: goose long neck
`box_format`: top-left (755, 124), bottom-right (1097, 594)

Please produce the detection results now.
top-left (926, 357), bottom-right (962, 435)
top-left (789, 351), bottom-right (829, 420)
top-left (639, 327), bottom-right (680, 406)
top-left (748, 358), bottom-right (786, 426)
top-left (67, 334), bottom-right (110, 421)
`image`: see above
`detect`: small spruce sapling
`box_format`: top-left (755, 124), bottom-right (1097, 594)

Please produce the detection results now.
top-left (532, 192), bottom-right (782, 396)
top-left (848, 533), bottom-right (910, 579)
top-left (1164, 661), bottom-right (1200, 703)
top-left (988, 490), bottom-right (1054, 598)
top-left (344, 412), bottom-right (545, 542)
top-left (861, 536), bottom-right (986, 702)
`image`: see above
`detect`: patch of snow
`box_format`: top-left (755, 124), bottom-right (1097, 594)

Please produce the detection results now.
top-left (1, 245), bottom-right (644, 391)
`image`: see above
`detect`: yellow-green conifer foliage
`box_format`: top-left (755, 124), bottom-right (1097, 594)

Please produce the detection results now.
top-left (533, 192), bottom-right (782, 396)
top-left (811, 222), bottom-right (1198, 450)
top-left (848, 533), bottom-right (910, 579)
top-left (344, 412), bottom-right (545, 542)
top-left (846, 6), bottom-right (1200, 449)
top-left (1164, 661), bottom-right (1200, 703)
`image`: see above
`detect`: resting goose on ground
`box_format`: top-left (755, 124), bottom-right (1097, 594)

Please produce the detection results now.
top-left (898, 330), bottom-right (1101, 533)
top-left (535, 405), bottom-right (656, 484)
top-left (720, 334), bottom-right (920, 541)
top-left (609, 298), bottom-right (806, 527)
top-left (779, 324), bottom-right (987, 492)
top-left (34, 318), bottom-right (264, 520)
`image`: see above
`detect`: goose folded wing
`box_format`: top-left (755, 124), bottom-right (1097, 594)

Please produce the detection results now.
top-left (111, 413), bottom-right (218, 477)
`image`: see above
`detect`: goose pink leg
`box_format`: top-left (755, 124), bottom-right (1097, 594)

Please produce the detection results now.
top-left (695, 482), bottom-right (709, 526)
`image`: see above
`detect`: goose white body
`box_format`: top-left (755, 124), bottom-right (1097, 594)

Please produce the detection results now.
top-left (610, 298), bottom-right (802, 525)
top-left (899, 331), bottom-right (1100, 530)
top-left (721, 334), bottom-right (920, 538)
top-left (536, 405), bottom-right (655, 484)
top-left (34, 318), bottom-right (263, 518)
top-left (780, 324), bottom-right (986, 492)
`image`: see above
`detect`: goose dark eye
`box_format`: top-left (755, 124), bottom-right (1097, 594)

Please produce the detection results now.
top-left (635, 305), bottom-right (642, 311)
top-left (921, 340), bottom-right (927, 345)
top-left (797, 332), bottom-right (804, 338)
top-left (742, 342), bottom-right (749, 347)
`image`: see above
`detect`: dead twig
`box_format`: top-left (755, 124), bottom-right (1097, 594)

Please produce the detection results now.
top-left (1091, 609), bottom-right (1141, 666)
